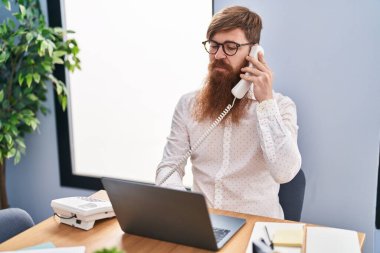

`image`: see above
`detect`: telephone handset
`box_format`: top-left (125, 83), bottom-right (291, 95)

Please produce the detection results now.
top-left (157, 45), bottom-right (264, 186)
top-left (231, 44), bottom-right (264, 99)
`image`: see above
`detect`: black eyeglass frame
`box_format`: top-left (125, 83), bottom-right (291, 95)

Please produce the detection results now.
top-left (202, 39), bottom-right (254, 56)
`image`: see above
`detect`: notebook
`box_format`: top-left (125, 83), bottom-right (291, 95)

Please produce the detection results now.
top-left (306, 227), bottom-right (360, 253)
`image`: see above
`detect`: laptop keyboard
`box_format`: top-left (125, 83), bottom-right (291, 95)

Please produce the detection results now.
top-left (213, 227), bottom-right (231, 243)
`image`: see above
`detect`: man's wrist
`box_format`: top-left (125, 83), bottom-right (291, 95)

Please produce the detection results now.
top-left (258, 97), bottom-right (273, 103)
top-left (256, 99), bottom-right (278, 118)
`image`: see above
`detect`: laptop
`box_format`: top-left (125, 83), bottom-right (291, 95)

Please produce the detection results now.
top-left (101, 177), bottom-right (246, 251)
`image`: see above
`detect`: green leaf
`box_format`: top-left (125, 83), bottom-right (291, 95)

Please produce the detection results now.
top-left (26, 74), bottom-right (33, 86)
top-left (19, 4), bottom-right (26, 17)
top-left (3, 124), bottom-right (10, 132)
top-left (22, 109), bottom-right (34, 116)
top-left (56, 83), bottom-right (63, 95)
top-left (0, 134), bottom-right (3, 142)
top-left (24, 118), bottom-right (31, 126)
top-left (14, 150), bottom-right (21, 164)
top-left (26, 32), bottom-right (33, 43)
top-left (11, 126), bottom-right (19, 136)
top-left (27, 94), bottom-right (38, 101)
top-left (53, 57), bottom-right (64, 64)
top-left (39, 40), bottom-right (48, 56)
top-left (72, 46), bottom-right (79, 55)
top-left (16, 138), bottom-right (26, 149)
top-left (47, 42), bottom-right (54, 57)
top-left (53, 27), bottom-right (63, 33)
top-left (0, 89), bottom-right (4, 102)
top-left (6, 148), bottom-right (16, 159)
top-left (2, 0), bottom-right (11, 11)
top-left (5, 134), bottom-right (12, 145)
top-left (41, 62), bottom-right (52, 72)
top-left (16, 138), bottom-right (26, 151)
top-left (37, 34), bottom-right (44, 41)
top-left (48, 74), bottom-right (58, 84)
top-left (33, 73), bottom-right (40, 83)
top-left (61, 96), bottom-right (67, 111)
top-left (53, 50), bottom-right (67, 57)
top-left (30, 118), bottom-right (40, 131)
top-left (0, 51), bottom-right (8, 63)
top-left (7, 18), bottom-right (15, 29)
top-left (13, 12), bottom-right (23, 21)
top-left (18, 73), bottom-right (24, 85)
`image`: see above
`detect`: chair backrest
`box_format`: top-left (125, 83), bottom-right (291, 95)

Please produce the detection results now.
top-left (0, 208), bottom-right (34, 243)
top-left (279, 169), bottom-right (306, 221)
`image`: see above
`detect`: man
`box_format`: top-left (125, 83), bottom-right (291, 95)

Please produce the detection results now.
top-left (156, 6), bottom-right (301, 219)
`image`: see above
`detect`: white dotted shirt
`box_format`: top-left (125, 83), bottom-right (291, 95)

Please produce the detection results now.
top-left (156, 90), bottom-right (301, 219)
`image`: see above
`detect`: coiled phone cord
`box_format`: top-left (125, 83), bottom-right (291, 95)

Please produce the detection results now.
top-left (157, 97), bottom-right (237, 186)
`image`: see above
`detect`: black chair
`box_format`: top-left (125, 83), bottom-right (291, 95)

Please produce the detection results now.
top-left (0, 208), bottom-right (34, 243)
top-left (279, 169), bottom-right (306, 221)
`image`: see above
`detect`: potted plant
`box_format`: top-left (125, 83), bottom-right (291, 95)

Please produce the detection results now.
top-left (94, 248), bottom-right (124, 253)
top-left (0, 0), bottom-right (80, 208)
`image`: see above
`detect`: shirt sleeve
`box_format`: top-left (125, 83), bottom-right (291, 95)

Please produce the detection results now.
top-left (256, 97), bottom-right (302, 183)
top-left (155, 95), bottom-right (190, 190)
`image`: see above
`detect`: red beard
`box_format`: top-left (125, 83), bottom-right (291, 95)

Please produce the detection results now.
top-left (193, 59), bottom-right (250, 124)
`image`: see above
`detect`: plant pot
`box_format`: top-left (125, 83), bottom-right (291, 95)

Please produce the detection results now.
top-left (0, 159), bottom-right (9, 209)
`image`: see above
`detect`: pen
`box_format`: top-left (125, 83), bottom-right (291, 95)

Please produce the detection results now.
top-left (264, 225), bottom-right (274, 250)
top-left (252, 239), bottom-right (274, 253)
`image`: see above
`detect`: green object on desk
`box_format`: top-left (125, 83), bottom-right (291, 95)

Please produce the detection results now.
top-left (93, 247), bottom-right (124, 253)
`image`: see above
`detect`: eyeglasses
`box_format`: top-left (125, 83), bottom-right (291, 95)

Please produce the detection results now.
top-left (202, 40), bottom-right (254, 56)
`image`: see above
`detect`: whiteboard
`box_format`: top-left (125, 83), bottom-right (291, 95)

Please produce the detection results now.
top-left (62, 0), bottom-right (212, 186)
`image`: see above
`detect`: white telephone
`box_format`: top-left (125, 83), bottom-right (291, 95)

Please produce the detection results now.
top-left (231, 44), bottom-right (264, 99)
top-left (157, 45), bottom-right (264, 186)
top-left (51, 196), bottom-right (115, 230)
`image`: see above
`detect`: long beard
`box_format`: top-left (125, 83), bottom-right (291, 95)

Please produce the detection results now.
top-left (193, 59), bottom-right (250, 124)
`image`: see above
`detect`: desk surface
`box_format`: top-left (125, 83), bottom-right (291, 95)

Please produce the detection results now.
top-left (0, 191), bottom-right (365, 253)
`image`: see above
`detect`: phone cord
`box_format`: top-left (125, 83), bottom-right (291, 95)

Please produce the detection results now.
top-left (157, 97), bottom-right (237, 186)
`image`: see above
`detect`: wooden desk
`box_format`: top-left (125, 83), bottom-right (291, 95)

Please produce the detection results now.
top-left (0, 191), bottom-right (365, 253)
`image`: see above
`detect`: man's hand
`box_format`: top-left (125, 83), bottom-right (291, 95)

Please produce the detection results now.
top-left (240, 52), bottom-right (273, 103)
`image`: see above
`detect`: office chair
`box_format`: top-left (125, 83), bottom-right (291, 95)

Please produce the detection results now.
top-left (279, 169), bottom-right (306, 221)
top-left (0, 208), bottom-right (35, 243)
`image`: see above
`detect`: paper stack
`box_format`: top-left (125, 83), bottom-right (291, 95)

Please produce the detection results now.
top-left (306, 227), bottom-right (360, 253)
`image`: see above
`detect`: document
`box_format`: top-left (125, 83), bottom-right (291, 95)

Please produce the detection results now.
top-left (20, 242), bottom-right (56, 250)
top-left (306, 227), bottom-right (360, 253)
top-left (1, 246), bottom-right (85, 253)
top-left (245, 222), bottom-right (305, 253)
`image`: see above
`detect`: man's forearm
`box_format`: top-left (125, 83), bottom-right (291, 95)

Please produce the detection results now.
top-left (256, 99), bottom-right (302, 183)
top-left (156, 166), bottom-right (186, 191)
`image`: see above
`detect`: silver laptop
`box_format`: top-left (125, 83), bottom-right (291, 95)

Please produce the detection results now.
top-left (101, 177), bottom-right (246, 251)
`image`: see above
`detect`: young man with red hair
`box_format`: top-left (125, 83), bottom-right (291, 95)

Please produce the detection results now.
top-left (156, 6), bottom-right (301, 219)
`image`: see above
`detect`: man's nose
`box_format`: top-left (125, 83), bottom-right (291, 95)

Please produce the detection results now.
top-left (214, 45), bottom-right (226, 60)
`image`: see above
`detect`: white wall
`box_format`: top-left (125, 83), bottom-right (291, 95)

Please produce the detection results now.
top-left (4, 1), bottom-right (380, 252)
top-left (215, 1), bottom-right (380, 253)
